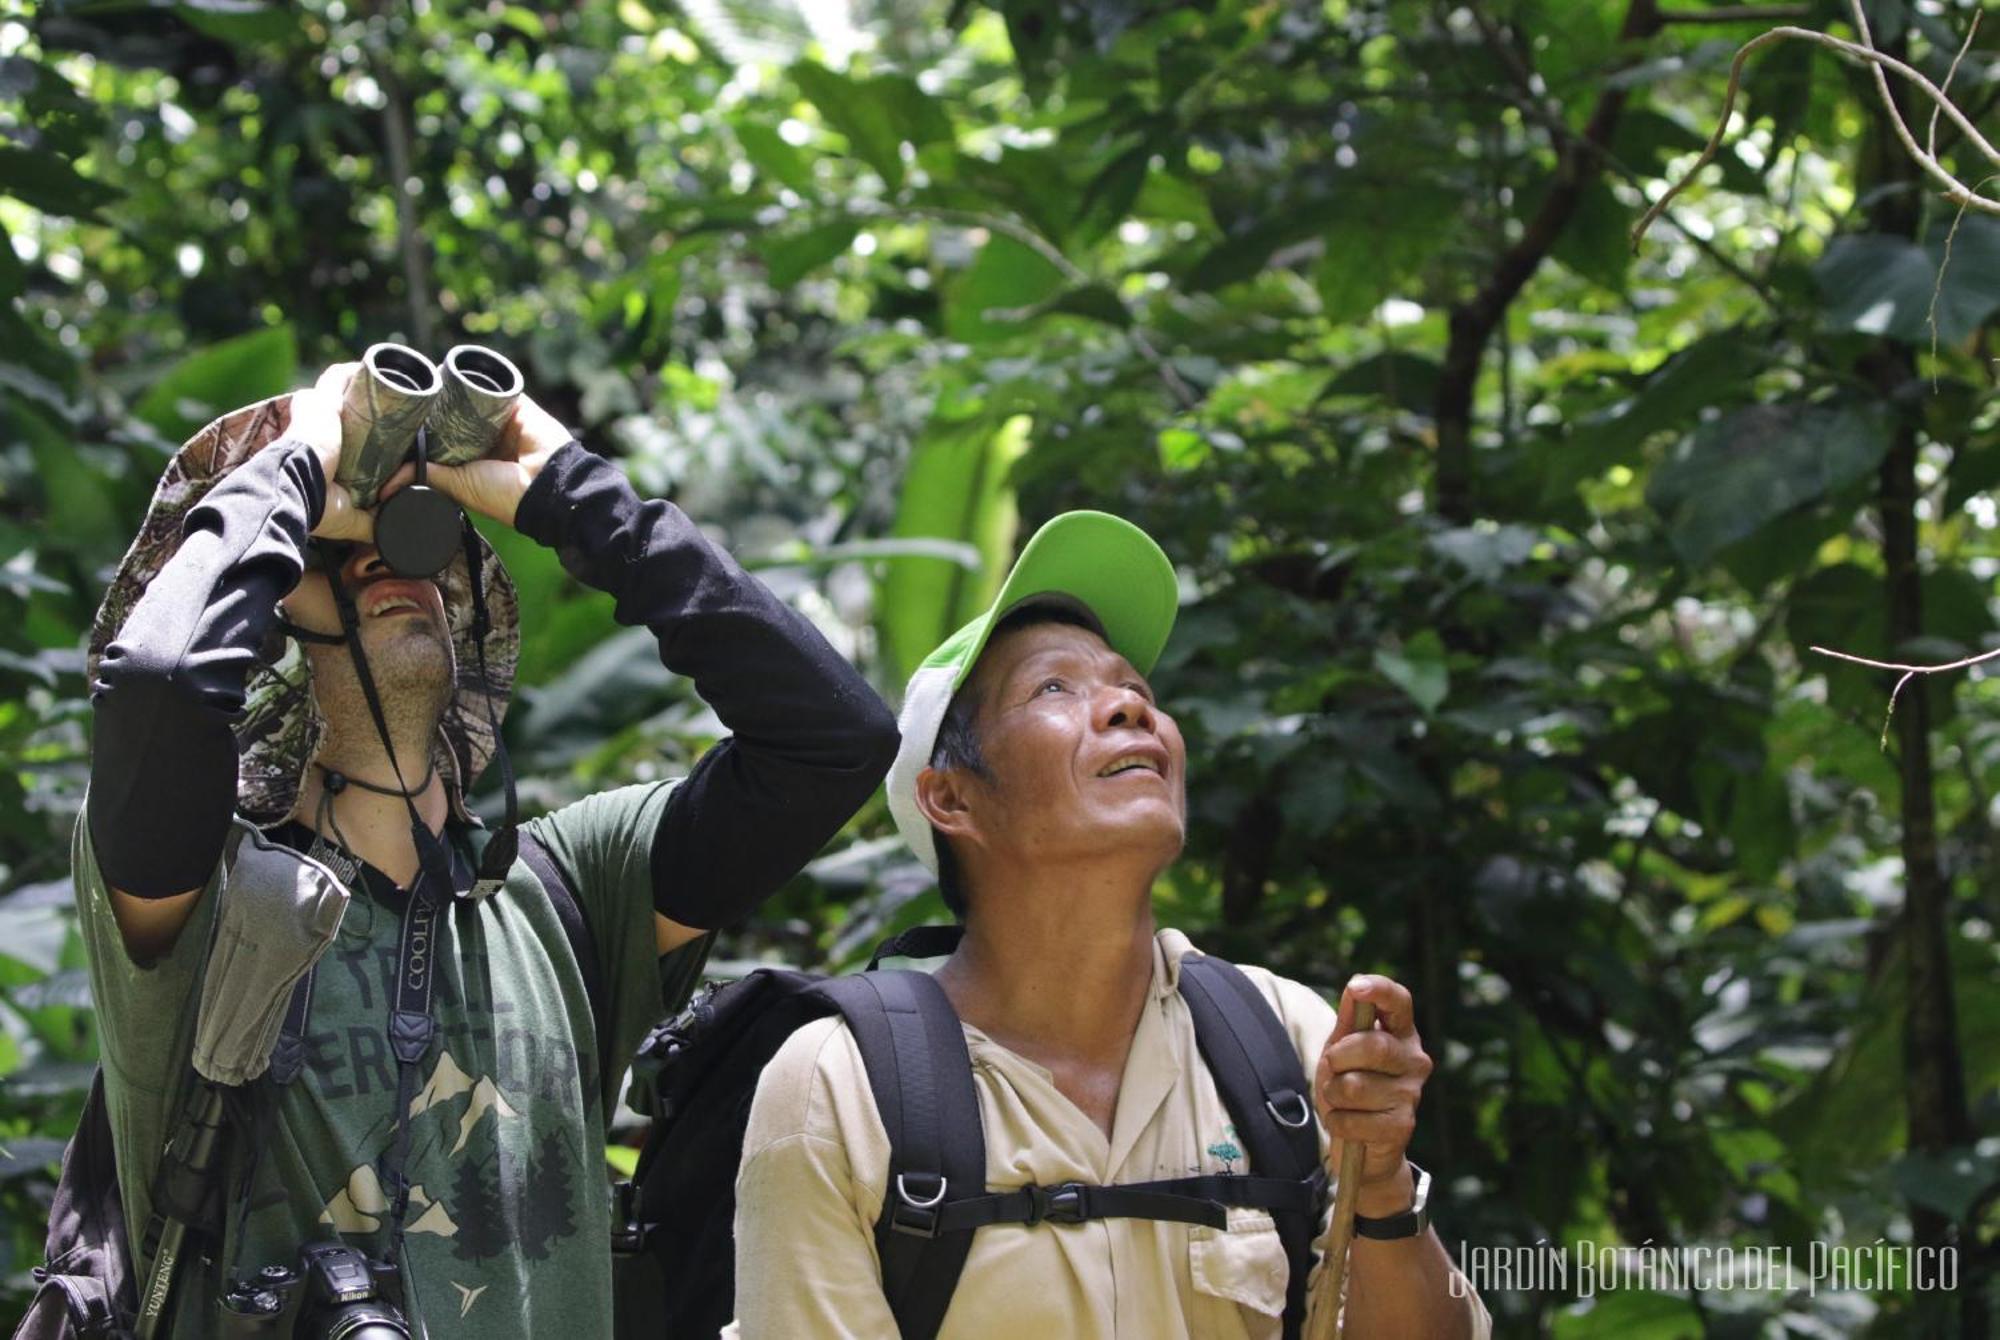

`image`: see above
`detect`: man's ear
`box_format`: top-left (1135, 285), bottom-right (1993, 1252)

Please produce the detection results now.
top-left (915, 765), bottom-right (981, 848)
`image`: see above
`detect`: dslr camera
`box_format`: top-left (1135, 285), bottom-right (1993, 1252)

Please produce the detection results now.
top-left (218, 1241), bottom-right (408, 1340)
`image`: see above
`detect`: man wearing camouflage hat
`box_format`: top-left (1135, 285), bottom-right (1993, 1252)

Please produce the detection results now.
top-left (79, 364), bottom-right (898, 1336)
top-left (731, 511), bottom-right (1489, 1338)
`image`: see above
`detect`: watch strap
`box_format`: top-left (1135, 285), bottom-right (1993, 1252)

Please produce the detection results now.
top-left (1351, 1161), bottom-right (1432, 1241)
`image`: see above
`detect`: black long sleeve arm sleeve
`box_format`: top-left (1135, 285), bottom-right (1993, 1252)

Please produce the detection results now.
top-left (88, 438), bottom-right (326, 896)
top-left (514, 442), bottom-right (900, 930)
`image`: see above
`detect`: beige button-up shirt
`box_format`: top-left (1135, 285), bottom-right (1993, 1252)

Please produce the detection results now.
top-left (728, 929), bottom-right (1491, 1338)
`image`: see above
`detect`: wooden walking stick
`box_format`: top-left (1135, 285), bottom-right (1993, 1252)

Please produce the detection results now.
top-left (1304, 998), bottom-right (1377, 1340)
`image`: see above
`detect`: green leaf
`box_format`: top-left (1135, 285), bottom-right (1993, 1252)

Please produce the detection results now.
top-left (1549, 176), bottom-right (1630, 292)
top-left (736, 120), bottom-right (818, 196)
top-left (1553, 1291), bottom-right (1702, 1340)
top-left (0, 145), bottom-right (120, 217)
top-left (0, 219), bottom-right (26, 303)
top-left (1583, 329), bottom-right (1765, 465)
top-left (1314, 181), bottom-right (1456, 322)
top-left (1647, 402), bottom-right (1892, 565)
top-left (134, 325), bottom-right (299, 444)
top-left (789, 62), bottom-right (953, 193)
top-left (1073, 146), bottom-right (1150, 246)
top-left (1374, 630), bottom-right (1449, 715)
top-left (175, 1), bottom-right (299, 43)
top-left (1320, 352), bottom-right (1441, 415)
top-left (878, 415), bottom-right (1031, 680)
top-left (943, 236), bottom-right (1067, 342)
top-left (1815, 218), bottom-right (2000, 347)
top-left (1778, 934), bottom-right (2000, 1180)
top-left (1026, 284), bottom-right (1130, 329)
top-left (1001, 0), bottom-right (1058, 101)
top-left (758, 219), bottom-right (859, 288)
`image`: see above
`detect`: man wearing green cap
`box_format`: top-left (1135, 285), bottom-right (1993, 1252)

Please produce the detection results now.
top-left (730, 511), bottom-right (1489, 1338)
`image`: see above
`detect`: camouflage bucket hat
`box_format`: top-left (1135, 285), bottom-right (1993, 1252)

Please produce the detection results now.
top-left (86, 393), bottom-right (519, 827)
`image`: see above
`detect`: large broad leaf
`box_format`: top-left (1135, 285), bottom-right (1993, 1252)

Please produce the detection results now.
top-left (1320, 352), bottom-right (1441, 416)
top-left (1553, 1290), bottom-right (1702, 1339)
top-left (1776, 933), bottom-right (2000, 1184)
top-left (789, 62), bottom-right (953, 193)
top-left (943, 236), bottom-right (1067, 343)
top-left (1647, 403), bottom-right (1891, 565)
top-left (1374, 629), bottom-right (1449, 716)
top-left (758, 218), bottom-right (859, 288)
top-left (0, 145), bottom-right (119, 217)
top-left (878, 415), bottom-right (1031, 681)
top-left (1548, 175), bottom-right (1631, 293)
top-left (134, 325), bottom-right (299, 444)
top-left (175, 2), bottom-right (300, 44)
top-left (1815, 217), bottom-right (2000, 347)
top-left (1315, 181), bottom-right (1457, 322)
top-left (1583, 329), bottom-right (1765, 466)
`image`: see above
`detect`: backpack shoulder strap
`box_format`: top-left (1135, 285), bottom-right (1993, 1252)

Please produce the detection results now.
top-left (1177, 953), bottom-right (1324, 1340)
top-left (819, 971), bottom-right (983, 1340)
top-left (517, 832), bottom-right (607, 1051)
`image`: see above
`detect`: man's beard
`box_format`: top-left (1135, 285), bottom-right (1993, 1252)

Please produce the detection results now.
top-left (310, 619), bottom-right (456, 766)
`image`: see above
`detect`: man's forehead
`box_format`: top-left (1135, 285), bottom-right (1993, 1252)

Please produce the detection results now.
top-left (970, 618), bottom-right (1132, 693)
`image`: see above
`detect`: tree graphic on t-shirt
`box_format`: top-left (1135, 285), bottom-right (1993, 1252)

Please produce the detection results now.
top-left (450, 1153), bottom-right (507, 1264)
top-left (520, 1129), bottom-right (577, 1260)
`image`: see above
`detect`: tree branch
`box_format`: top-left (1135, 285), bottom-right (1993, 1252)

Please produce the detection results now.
top-left (1633, 9), bottom-right (2000, 249)
top-left (1435, 0), bottom-right (1662, 523)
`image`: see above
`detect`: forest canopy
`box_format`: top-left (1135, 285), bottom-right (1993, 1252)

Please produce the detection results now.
top-left (2, 0), bottom-right (1998, 1334)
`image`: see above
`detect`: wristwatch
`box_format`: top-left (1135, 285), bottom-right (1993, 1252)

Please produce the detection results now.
top-left (1352, 1161), bottom-right (1432, 1241)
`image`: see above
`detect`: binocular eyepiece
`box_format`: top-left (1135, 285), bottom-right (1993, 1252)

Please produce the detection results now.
top-left (333, 342), bottom-right (525, 579)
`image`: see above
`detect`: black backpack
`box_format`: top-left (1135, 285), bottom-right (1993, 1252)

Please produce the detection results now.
top-left (11, 832), bottom-right (601, 1340)
top-left (613, 924), bottom-right (1328, 1340)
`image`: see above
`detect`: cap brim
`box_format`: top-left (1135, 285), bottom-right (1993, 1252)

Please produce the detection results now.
top-left (922, 510), bottom-right (1179, 691)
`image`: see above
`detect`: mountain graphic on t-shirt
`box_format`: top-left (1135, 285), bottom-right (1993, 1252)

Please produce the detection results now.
top-left (406, 1050), bottom-right (521, 1155)
top-left (319, 1163), bottom-right (447, 1235)
top-left (320, 1051), bottom-right (518, 1235)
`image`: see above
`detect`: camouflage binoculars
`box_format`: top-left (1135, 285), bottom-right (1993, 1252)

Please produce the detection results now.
top-left (333, 342), bottom-right (524, 578)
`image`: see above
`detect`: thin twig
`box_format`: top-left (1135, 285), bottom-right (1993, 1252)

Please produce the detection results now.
top-left (1926, 9), bottom-right (1980, 161)
top-left (1467, 2), bottom-right (1783, 310)
top-left (1810, 642), bottom-right (2000, 748)
top-left (1846, 0), bottom-right (2000, 207)
top-left (1808, 644), bottom-right (2000, 678)
top-left (1633, 18), bottom-right (2000, 249)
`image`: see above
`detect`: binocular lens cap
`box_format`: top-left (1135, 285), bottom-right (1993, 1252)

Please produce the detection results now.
top-left (374, 485), bottom-right (463, 579)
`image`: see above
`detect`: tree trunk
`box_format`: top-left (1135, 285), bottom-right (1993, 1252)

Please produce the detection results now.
top-left (1858, 29), bottom-right (1978, 1337)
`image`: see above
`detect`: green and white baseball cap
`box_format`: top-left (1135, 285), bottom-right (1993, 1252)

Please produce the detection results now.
top-left (887, 510), bottom-right (1180, 872)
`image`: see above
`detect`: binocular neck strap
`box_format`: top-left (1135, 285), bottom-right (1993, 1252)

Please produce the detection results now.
top-left (462, 513), bottom-right (520, 891)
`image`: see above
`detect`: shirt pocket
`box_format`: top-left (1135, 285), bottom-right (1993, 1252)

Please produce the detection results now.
top-left (1188, 1208), bottom-right (1290, 1321)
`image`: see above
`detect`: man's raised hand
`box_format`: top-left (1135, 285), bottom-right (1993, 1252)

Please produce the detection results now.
top-left (292, 362), bottom-right (373, 543)
top-left (389, 391), bottom-right (572, 528)
top-left (1314, 974), bottom-right (1434, 1218)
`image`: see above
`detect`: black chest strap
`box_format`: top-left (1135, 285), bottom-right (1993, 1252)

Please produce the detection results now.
top-left (828, 949), bottom-right (1328, 1340)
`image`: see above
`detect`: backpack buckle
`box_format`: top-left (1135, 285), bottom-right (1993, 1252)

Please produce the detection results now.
top-left (610, 1180), bottom-right (650, 1255)
top-left (1025, 1181), bottom-right (1088, 1227)
top-left (889, 1173), bottom-right (948, 1238)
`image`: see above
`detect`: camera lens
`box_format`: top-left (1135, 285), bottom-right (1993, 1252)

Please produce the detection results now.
top-left (315, 1305), bottom-right (410, 1340)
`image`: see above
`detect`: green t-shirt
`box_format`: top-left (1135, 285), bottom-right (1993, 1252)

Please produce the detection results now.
top-left (72, 780), bottom-right (709, 1338)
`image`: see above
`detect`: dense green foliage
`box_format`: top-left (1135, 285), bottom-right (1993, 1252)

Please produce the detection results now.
top-left (3, 0), bottom-right (1998, 1334)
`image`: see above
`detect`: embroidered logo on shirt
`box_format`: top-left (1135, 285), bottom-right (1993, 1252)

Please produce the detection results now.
top-left (1206, 1125), bottom-right (1243, 1172)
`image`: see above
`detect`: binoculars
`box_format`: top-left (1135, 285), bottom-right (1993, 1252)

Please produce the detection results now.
top-left (333, 342), bottom-right (524, 578)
